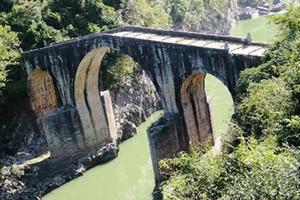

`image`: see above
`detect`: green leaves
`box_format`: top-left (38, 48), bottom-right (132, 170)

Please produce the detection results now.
top-left (1, 0), bottom-right (65, 50)
top-left (235, 78), bottom-right (294, 140)
top-left (0, 25), bottom-right (19, 93)
top-left (234, 6), bottom-right (300, 146)
top-left (101, 52), bottom-right (136, 90)
top-left (169, 0), bottom-right (228, 32)
top-left (46, 0), bottom-right (122, 38)
top-left (122, 0), bottom-right (171, 28)
top-left (161, 137), bottom-right (300, 200)
top-left (162, 5), bottom-right (300, 200)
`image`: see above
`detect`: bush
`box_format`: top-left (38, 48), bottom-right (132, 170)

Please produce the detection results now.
top-left (160, 137), bottom-right (300, 200)
top-left (0, 25), bottom-right (19, 92)
top-left (101, 51), bottom-right (136, 90)
top-left (234, 78), bottom-right (295, 140)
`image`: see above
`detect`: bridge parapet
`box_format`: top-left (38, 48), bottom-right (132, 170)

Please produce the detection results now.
top-left (23, 26), bottom-right (268, 58)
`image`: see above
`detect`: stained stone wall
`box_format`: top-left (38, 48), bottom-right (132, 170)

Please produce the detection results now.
top-left (100, 90), bottom-right (117, 140)
top-left (27, 69), bottom-right (58, 120)
top-left (41, 105), bottom-right (85, 158)
top-left (180, 73), bottom-right (214, 149)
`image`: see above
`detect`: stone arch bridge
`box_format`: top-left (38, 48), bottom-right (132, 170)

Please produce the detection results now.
top-left (23, 26), bottom-right (267, 180)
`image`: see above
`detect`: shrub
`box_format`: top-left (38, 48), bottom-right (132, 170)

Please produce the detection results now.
top-left (234, 78), bottom-right (295, 140)
top-left (160, 137), bottom-right (300, 200)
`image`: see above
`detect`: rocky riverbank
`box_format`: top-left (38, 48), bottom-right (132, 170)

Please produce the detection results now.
top-left (0, 141), bottom-right (118, 200)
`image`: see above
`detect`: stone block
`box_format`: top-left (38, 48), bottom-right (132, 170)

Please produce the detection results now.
top-left (41, 105), bottom-right (85, 158)
top-left (100, 90), bottom-right (117, 140)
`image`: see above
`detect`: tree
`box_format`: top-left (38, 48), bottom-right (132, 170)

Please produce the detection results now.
top-left (0, 25), bottom-right (19, 93)
top-left (122, 0), bottom-right (171, 28)
top-left (0, 0), bottom-right (65, 50)
top-left (45, 0), bottom-right (122, 38)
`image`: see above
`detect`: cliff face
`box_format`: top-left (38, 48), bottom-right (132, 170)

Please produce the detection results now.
top-left (111, 69), bottom-right (161, 141)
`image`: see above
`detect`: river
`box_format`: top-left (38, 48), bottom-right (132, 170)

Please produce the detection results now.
top-left (43, 15), bottom-right (275, 200)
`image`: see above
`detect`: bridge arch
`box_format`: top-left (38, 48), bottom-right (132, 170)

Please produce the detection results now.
top-left (179, 72), bottom-right (234, 150)
top-left (74, 47), bottom-right (165, 149)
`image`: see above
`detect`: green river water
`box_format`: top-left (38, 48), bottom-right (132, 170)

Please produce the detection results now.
top-left (43, 15), bottom-right (276, 200)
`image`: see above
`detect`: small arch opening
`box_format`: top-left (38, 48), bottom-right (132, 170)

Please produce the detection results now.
top-left (180, 73), bottom-right (234, 150)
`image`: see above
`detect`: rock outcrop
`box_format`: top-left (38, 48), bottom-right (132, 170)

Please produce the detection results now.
top-left (111, 69), bottom-right (161, 141)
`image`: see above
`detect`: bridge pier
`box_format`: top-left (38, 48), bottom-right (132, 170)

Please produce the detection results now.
top-left (147, 114), bottom-right (187, 181)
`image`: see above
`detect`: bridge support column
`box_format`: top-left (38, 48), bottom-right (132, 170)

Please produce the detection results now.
top-left (147, 114), bottom-right (184, 181)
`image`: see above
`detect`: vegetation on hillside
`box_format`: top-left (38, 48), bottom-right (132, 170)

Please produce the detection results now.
top-left (0, 25), bottom-right (19, 93)
top-left (160, 6), bottom-right (300, 200)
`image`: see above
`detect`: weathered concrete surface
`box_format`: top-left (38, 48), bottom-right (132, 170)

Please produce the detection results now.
top-left (74, 48), bottom-right (111, 148)
top-left (41, 105), bottom-right (85, 158)
top-left (22, 26), bottom-right (266, 180)
top-left (100, 90), bottom-right (117, 140)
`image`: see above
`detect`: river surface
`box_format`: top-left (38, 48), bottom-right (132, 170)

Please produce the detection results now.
top-left (43, 111), bottom-right (162, 200)
top-left (43, 15), bottom-right (275, 200)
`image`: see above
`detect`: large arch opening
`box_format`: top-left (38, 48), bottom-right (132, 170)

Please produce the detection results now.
top-left (74, 47), bottom-right (162, 147)
top-left (180, 73), bottom-right (234, 150)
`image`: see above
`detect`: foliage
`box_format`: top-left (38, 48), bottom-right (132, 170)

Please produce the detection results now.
top-left (0, 25), bottom-right (19, 93)
top-left (162, 6), bottom-right (300, 199)
top-left (167, 0), bottom-right (230, 32)
top-left (45, 0), bottom-right (122, 38)
top-left (101, 52), bottom-right (136, 90)
top-left (234, 6), bottom-right (300, 146)
top-left (122, 0), bottom-right (171, 28)
top-left (234, 78), bottom-right (295, 141)
top-left (0, 0), bottom-right (65, 50)
top-left (161, 137), bottom-right (300, 200)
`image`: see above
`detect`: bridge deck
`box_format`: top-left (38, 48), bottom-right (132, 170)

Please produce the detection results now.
top-left (110, 30), bottom-right (267, 57)
top-left (24, 26), bottom-right (268, 57)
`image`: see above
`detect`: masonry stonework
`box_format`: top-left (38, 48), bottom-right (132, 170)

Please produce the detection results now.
top-left (22, 26), bottom-right (266, 180)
